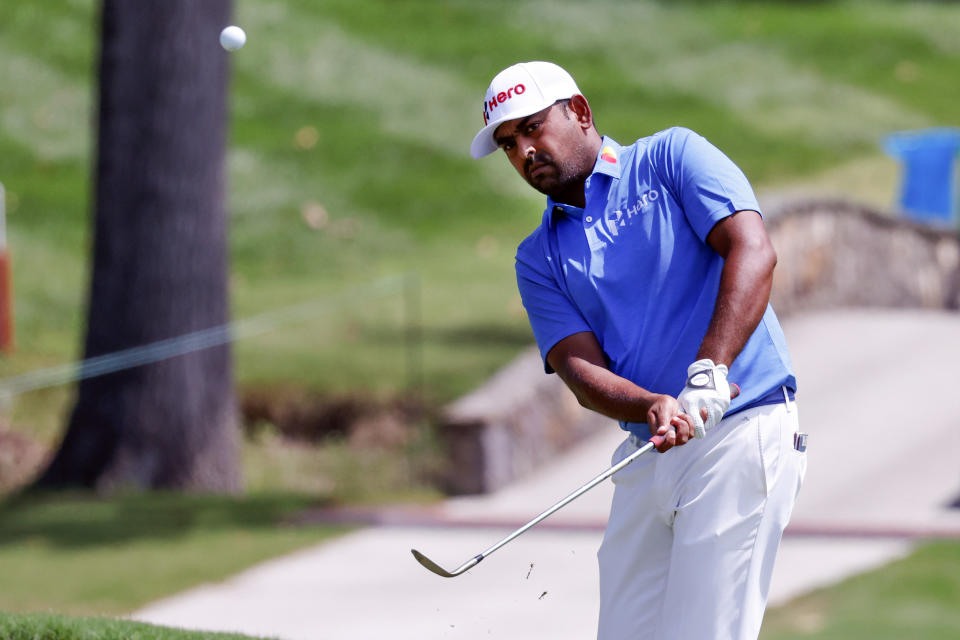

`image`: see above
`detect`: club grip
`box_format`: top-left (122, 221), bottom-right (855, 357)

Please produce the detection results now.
top-left (648, 382), bottom-right (740, 450)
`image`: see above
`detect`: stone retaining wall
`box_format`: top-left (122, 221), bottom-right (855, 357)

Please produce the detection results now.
top-left (767, 200), bottom-right (960, 314)
top-left (439, 348), bottom-right (605, 495)
top-left (441, 200), bottom-right (960, 494)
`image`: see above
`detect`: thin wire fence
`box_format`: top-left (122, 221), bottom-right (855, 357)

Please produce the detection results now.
top-left (0, 273), bottom-right (422, 401)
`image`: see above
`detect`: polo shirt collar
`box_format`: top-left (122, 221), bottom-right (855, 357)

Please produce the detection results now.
top-left (546, 136), bottom-right (623, 226)
top-left (592, 135), bottom-right (623, 179)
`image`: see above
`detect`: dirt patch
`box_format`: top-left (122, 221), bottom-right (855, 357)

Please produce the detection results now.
top-left (240, 388), bottom-right (429, 450)
top-left (0, 423), bottom-right (49, 493)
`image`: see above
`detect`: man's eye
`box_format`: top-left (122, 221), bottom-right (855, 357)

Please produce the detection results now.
top-left (501, 142), bottom-right (515, 152)
top-left (525, 122), bottom-right (541, 134)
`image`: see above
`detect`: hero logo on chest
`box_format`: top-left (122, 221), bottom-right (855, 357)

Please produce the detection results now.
top-left (603, 188), bottom-right (661, 238)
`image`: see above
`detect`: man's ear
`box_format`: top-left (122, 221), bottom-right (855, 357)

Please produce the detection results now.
top-left (568, 95), bottom-right (594, 130)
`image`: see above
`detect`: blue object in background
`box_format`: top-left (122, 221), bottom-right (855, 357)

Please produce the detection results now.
top-left (883, 128), bottom-right (960, 226)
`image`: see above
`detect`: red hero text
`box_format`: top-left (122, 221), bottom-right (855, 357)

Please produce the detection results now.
top-left (483, 83), bottom-right (526, 124)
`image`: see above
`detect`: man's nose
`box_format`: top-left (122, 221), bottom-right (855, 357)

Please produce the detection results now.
top-left (517, 137), bottom-right (536, 159)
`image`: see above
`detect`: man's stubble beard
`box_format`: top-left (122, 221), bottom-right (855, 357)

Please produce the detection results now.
top-left (526, 140), bottom-right (595, 202)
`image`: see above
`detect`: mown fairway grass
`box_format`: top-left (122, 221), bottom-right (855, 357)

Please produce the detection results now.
top-left (0, 612), bottom-right (271, 640)
top-left (0, 492), bottom-right (347, 616)
top-left (760, 541), bottom-right (960, 640)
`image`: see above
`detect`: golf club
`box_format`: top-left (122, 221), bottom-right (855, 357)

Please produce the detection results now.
top-left (411, 382), bottom-right (739, 578)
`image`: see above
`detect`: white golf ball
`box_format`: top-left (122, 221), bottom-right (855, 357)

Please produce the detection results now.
top-left (219, 25), bottom-right (246, 51)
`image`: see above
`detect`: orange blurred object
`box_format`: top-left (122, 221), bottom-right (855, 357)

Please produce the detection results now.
top-left (0, 249), bottom-right (12, 353)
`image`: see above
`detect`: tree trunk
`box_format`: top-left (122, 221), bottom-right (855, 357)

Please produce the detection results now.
top-left (36, 0), bottom-right (240, 492)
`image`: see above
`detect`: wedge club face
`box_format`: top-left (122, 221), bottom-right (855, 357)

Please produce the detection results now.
top-left (411, 549), bottom-right (481, 578)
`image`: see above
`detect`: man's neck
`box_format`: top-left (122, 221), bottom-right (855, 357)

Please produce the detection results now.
top-left (550, 183), bottom-right (587, 209)
top-left (547, 134), bottom-right (603, 209)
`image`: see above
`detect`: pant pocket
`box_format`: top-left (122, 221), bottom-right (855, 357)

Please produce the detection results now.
top-left (611, 435), bottom-right (658, 487)
top-left (610, 436), bottom-right (636, 486)
top-left (757, 408), bottom-right (784, 497)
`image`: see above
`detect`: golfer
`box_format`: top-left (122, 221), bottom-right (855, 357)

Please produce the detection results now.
top-left (470, 61), bottom-right (807, 639)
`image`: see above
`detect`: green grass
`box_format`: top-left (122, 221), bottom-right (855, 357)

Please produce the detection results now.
top-left (2, 0), bottom-right (956, 413)
top-left (760, 541), bottom-right (960, 639)
top-left (0, 612), bottom-right (271, 640)
top-left (0, 492), bottom-right (348, 616)
top-left (241, 425), bottom-right (447, 504)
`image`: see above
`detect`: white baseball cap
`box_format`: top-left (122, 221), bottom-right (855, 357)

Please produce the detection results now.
top-left (470, 61), bottom-right (582, 159)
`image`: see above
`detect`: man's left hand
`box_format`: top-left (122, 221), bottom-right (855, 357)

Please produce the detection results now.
top-left (678, 359), bottom-right (731, 439)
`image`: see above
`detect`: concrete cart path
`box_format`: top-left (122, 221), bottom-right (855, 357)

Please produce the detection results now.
top-left (132, 309), bottom-right (960, 640)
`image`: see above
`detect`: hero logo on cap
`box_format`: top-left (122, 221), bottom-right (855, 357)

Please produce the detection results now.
top-left (470, 61), bottom-right (582, 159)
top-left (483, 84), bottom-right (526, 125)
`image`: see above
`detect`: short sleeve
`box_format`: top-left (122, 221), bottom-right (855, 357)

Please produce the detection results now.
top-left (657, 128), bottom-right (761, 242)
top-left (515, 233), bottom-right (592, 373)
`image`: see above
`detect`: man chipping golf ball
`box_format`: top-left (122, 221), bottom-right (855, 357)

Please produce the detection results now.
top-left (470, 62), bottom-right (807, 639)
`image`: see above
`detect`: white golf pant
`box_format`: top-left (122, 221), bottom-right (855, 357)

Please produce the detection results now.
top-left (597, 399), bottom-right (805, 640)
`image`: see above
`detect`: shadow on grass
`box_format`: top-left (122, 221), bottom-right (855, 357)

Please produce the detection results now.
top-left (362, 322), bottom-right (534, 348)
top-left (421, 323), bottom-right (534, 348)
top-left (0, 490), bottom-right (330, 549)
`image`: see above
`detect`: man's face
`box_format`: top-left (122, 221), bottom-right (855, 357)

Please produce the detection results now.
top-left (493, 101), bottom-right (595, 199)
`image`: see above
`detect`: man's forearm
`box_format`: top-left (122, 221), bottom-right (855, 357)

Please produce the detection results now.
top-left (555, 355), bottom-right (659, 424)
top-left (547, 331), bottom-right (702, 450)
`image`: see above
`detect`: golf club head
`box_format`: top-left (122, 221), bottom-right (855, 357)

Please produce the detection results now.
top-left (411, 549), bottom-right (481, 578)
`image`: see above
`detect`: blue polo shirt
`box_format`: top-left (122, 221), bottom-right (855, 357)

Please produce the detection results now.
top-left (515, 127), bottom-right (796, 438)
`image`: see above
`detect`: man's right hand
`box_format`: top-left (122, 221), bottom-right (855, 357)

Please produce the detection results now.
top-left (647, 394), bottom-right (697, 453)
top-left (650, 382), bottom-right (741, 452)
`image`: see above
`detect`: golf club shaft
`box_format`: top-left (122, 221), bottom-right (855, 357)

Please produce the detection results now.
top-left (473, 434), bottom-right (664, 563)
top-left (466, 382), bottom-right (741, 565)
top-left (413, 381), bottom-right (740, 577)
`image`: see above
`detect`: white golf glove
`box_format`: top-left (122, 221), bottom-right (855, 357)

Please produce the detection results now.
top-left (678, 359), bottom-right (731, 439)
